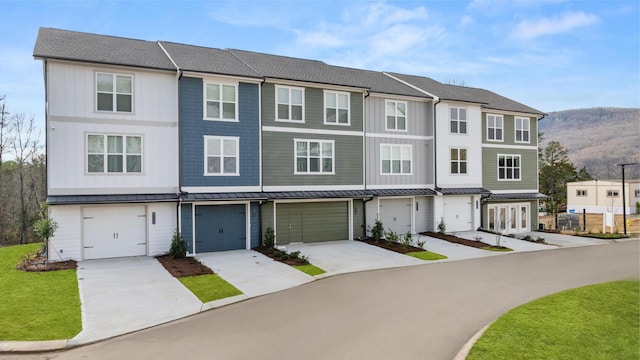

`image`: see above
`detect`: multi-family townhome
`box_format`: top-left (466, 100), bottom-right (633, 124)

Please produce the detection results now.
top-left (227, 50), bottom-right (369, 245)
top-left (156, 42), bottom-right (265, 254)
top-left (388, 73), bottom-right (545, 234)
top-left (34, 27), bottom-right (546, 261)
top-left (33, 28), bottom-right (180, 261)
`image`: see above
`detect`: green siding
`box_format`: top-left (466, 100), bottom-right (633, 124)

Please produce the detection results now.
top-left (482, 113), bottom-right (538, 145)
top-left (482, 148), bottom-right (538, 191)
top-left (353, 199), bottom-right (365, 239)
top-left (263, 131), bottom-right (363, 186)
top-left (481, 200), bottom-right (538, 231)
top-left (275, 202), bottom-right (349, 244)
top-left (260, 202), bottom-right (274, 245)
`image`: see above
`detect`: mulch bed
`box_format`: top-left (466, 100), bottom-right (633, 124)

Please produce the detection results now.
top-left (420, 231), bottom-right (511, 250)
top-left (156, 255), bottom-right (214, 278)
top-left (15, 247), bottom-right (77, 272)
top-left (357, 237), bottom-right (424, 254)
top-left (253, 246), bottom-right (309, 266)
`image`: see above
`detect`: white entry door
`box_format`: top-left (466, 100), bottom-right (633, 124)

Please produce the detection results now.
top-left (83, 206), bottom-right (147, 260)
top-left (488, 203), bottom-right (530, 234)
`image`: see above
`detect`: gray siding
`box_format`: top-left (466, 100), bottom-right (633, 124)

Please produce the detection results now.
top-left (415, 196), bottom-right (434, 233)
top-left (353, 199), bottom-right (365, 238)
top-left (263, 131), bottom-right (363, 186)
top-left (482, 148), bottom-right (538, 191)
top-left (366, 137), bottom-right (433, 187)
top-left (365, 96), bottom-right (432, 136)
top-left (260, 202), bottom-right (274, 244)
top-left (262, 82), bottom-right (364, 132)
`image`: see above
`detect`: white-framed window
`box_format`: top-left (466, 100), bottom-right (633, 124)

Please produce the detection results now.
top-left (87, 134), bottom-right (142, 173)
top-left (385, 100), bottom-right (407, 131)
top-left (324, 90), bottom-right (350, 125)
top-left (276, 86), bottom-right (304, 122)
top-left (295, 139), bottom-right (334, 174)
top-left (381, 144), bottom-right (412, 175)
top-left (450, 147), bottom-right (468, 175)
top-left (497, 154), bottom-right (520, 180)
top-left (515, 117), bottom-right (530, 143)
top-left (487, 114), bottom-right (503, 141)
top-left (96, 73), bottom-right (132, 112)
top-left (635, 189), bottom-right (640, 197)
top-left (607, 190), bottom-right (619, 197)
top-left (576, 189), bottom-right (588, 196)
top-left (450, 106), bottom-right (467, 134)
top-left (204, 82), bottom-right (237, 121)
top-left (204, 136), bottom-right (239, 176)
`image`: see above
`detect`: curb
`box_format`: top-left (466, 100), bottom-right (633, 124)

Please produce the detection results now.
top-left (0, 340), bottom-right (68, 353)
top-left (452, 323), bottom-right (491, 360)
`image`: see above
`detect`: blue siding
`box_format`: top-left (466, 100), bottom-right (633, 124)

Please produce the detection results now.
top-left (250, 202), bottom-right (261, 248)
top-left (179, 77), bottom-right (260, 187)
top-left (180, 204), bottom-right (194, 253)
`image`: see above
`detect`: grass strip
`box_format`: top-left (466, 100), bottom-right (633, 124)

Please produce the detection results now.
top-left (406, 251), bottom-right (448, 260)
top-left (178, 274), bottom-right (243, 303)
top-left (294, 264), bottom-right (326, 276)
top-left (0, 243), bottom-right (81, 341)
top-left (468, 279), bottom-right (640, 360)
top-left (481, 246), bottom-right (513, 252)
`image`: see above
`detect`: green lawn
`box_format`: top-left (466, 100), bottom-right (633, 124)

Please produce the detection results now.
top-left (293, 264), bottom-right (326, 276)
top-left (468, 279), bottom-right (640, 360)
top-left (0, 243), bottom-right (82, 341)
top-left (178, 274), bottom-right (243, 303)
top-left (406, 250), bottom-right (448, 261)
top-left (481, 246), bottom-right (513, 252)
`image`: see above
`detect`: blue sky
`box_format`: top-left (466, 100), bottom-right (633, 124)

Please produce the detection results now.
top-left (0, 0), bottom-right (638, 133)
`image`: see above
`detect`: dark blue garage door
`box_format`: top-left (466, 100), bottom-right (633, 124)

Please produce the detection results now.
top-left (194, 204), bottom-right (246, 252)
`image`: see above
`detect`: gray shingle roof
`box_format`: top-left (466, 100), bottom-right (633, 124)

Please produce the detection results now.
top-left (33, 27), bottom-right (176, 71)
top-left (158, 42), bottom-right (261, 78)
top-left (387, 72), bottom-right (544, 115)
top-left (47, 193), bottom-right (179, 205)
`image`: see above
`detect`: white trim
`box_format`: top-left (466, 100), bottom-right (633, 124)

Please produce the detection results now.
top-left (293, 139), bottom-right (335, 175)
top-left (486, 113), bottom-right (504, 142)
top-left (263, 185), bottom-right (364, 192)
top-left (95, 72), bottom-right (134, 114)
top-left (385, 99), bottom-right (408, 132)
top-left (497, 153), bottom-right (521, 182)
top-left (203, 81), bottom-right (239, 122)
top-left (86, 133), bottom-right (143, 174)
top-left (382, 72), bottom-right (439, 101)
top-left (365, 133), bottom-right (433, 141)
top-left (482, 143), bottom-right (538, 150)
top-left (50, 116), bottom-right (177, 128)
top-left (181, 186), bottom-right (262, 193)
top-left (262, 125), bottom-right (363, 137)
top-left (449, 105), bottom-right (468, 135)
top-left (203, 135), bottom-right (240, 176)
top-left (366, 184), bottom-right (433, 190)
top-left (265, 78), bottom-right (366, 93)
top-left (489, 189), bottom-right (539, 194)
top-left (181, 70), bottom-right (262, 84)
top-left (449, 146), bottom-right (468, 175)
top-left (514, 116), bottom-right (531, 144)
top-left (368, 92), bottom-right (432, 103)
top-left (323, 90), bottom-right (351, 126)
top-left (191, 203), bottom-right (196, 257)
top-left (380, 143), bottom-right (413, 176)
top-left (275, 85), bottom-right (305, 123)
top-left (273, 198), bottom-right (352, 204)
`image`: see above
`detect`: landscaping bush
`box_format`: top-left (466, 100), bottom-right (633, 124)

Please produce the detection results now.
top-left (264, 226), bottom-right (275, 247)
top-left (402, 231), bottom-right (413, 248)
top-left (169, 230), bottom-right (187, 259)
top-left (371, 220), bottom-right (384, 242)
top-left (437, 217), bottom-right (446, 233)
top-left (385, 228), bottom-right (399, 245)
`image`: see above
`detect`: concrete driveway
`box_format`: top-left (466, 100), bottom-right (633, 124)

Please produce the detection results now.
top-left (283, 240), bottom-right (424, 275)
top-left (71, 257), bottom-right (202, 345)
top-left (197, 250), bottom-right (314, 297)
top-left (517, 231), bottom-right (616, 247)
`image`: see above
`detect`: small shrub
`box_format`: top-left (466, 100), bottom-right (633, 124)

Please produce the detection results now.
top-left (474, 235), bottom-right (483, 241)
top-left (437, 217), bottom-right (446, 234)
top-left (536, 236), bottom-right (546, 243)
top-left (521, 235), bottom-right (532, 242)
top-left (33, 202), bottom-right (58, 260)
top-left (264, 227), bottom-right (275, 247)
top-left (371, 220), bottom-right (384, 242)
top-left (385, 228), bottom-right (399, 244)
top-left (402, 232), bottom-right (413, 248)
top-left (636, 201), bottom-right (640, 214)
top-left (289, 250), bottom-right (301, 258)
top-left (416, 238), bottom-right (426, 249)
top-left (169, 230), bottom-right (187, 259)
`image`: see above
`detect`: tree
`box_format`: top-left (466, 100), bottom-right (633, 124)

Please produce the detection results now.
top-left (539, 141), bottom-right (591, 214)
top-left (33, 203), bottom-right (58, 261)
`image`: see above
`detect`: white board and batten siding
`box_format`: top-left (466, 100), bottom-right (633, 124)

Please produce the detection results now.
top-left (49, 203), bottom-right (176, 262)
top-left (365, 196), bottom-right (433, 236)
top-left (46, 61), bottom-right (179, 195)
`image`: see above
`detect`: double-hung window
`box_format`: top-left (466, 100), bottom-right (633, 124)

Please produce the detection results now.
top-left (450, 107), bottom-right (467, 134)
top-left (204, 83), bottom-right (237, 121)
top-left (96, 73), bottom-right (132, 112)
top-left (87, 134), bottom-right (142, 173)
top-left (576, 190), bottom-right (587, 196)
top-left (450, 148), bottom-right (467, 174)
top-left (607, 190), bottom-right (619, 197)
top-left (487, 114), bottom-right (503, 141)
top-left (385, 100), bottom-right (407, 131)
top-left (204, 136), bottom-right (239, 176)
top-left (497, 154), bottom-right (520, 180)
top-left (295, 139), bottom-right (334, 174)
top-left (515, 117), bottom-right (530, 143)
top-left (381, 144), bottom-right (412, 175)
top-left (276, 86), bottom-right (304, 122)
top-left (324, 91), bottom-right (350, 125)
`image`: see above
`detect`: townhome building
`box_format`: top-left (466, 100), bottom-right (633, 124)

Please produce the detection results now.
top-left (33, 28), bottom-right (180, 261)
top-left (34, 27), bottom-right (546, 261)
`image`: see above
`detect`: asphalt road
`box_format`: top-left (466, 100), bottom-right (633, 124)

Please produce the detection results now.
top-left (5, 241), bottom-right (639, 360)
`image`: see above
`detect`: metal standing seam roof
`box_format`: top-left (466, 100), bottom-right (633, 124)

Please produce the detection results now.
top-left (33, 27), bottom-right (176, 71)
top-left (387, 72), bottom-right (544, 116)
top-left (47, 194), bottom-right (180, 205)
top-left (437, 188), bottom-right (491, 195)
top-left (487, 192), bottom-right (548, 200)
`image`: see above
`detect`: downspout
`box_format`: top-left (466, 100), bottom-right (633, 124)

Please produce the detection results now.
top-left (360, 90), bottom-right (370, 238)
top-left (433, 99), bottom-right (440, 190)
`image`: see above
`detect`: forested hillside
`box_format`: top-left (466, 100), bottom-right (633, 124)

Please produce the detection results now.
top-left (538, 108), bottom-right (640, 180)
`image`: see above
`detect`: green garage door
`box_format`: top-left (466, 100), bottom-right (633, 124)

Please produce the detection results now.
top-left (276, 202), bottom-right (349, 244)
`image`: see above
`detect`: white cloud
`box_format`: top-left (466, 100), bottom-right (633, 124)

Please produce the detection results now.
top-left (511, 12), bottom-right (599, 39)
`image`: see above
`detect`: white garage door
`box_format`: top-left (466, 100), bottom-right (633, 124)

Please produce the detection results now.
top-left (83, 206), bottom-right (147, 260)
top-left (443, 196), bottom-right (473, 232)
top-left (379, 198), bottom-right (412, 236)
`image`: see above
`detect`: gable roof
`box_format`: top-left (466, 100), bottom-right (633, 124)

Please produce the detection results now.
top-left (33, 27), bottom-right (176, 71)
top-left (158, 42), bottom-right (261, 79)
top-left (387, 72), bottom-right (544, 116)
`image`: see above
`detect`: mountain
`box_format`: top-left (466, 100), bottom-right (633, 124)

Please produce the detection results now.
top-left (538, 107), bottom-right (640, 180)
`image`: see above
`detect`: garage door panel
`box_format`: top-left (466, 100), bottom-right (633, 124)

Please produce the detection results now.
top-left (195, 205), bottom-right (246, 253)
top-left (379, 198), bottom-right (412, 236)
top-left (277, 202), bottom-right (348, 244)
top-left (443, 196), bottom-right (473, 232)
top-left (83, 206), bottom-right (147, 260)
